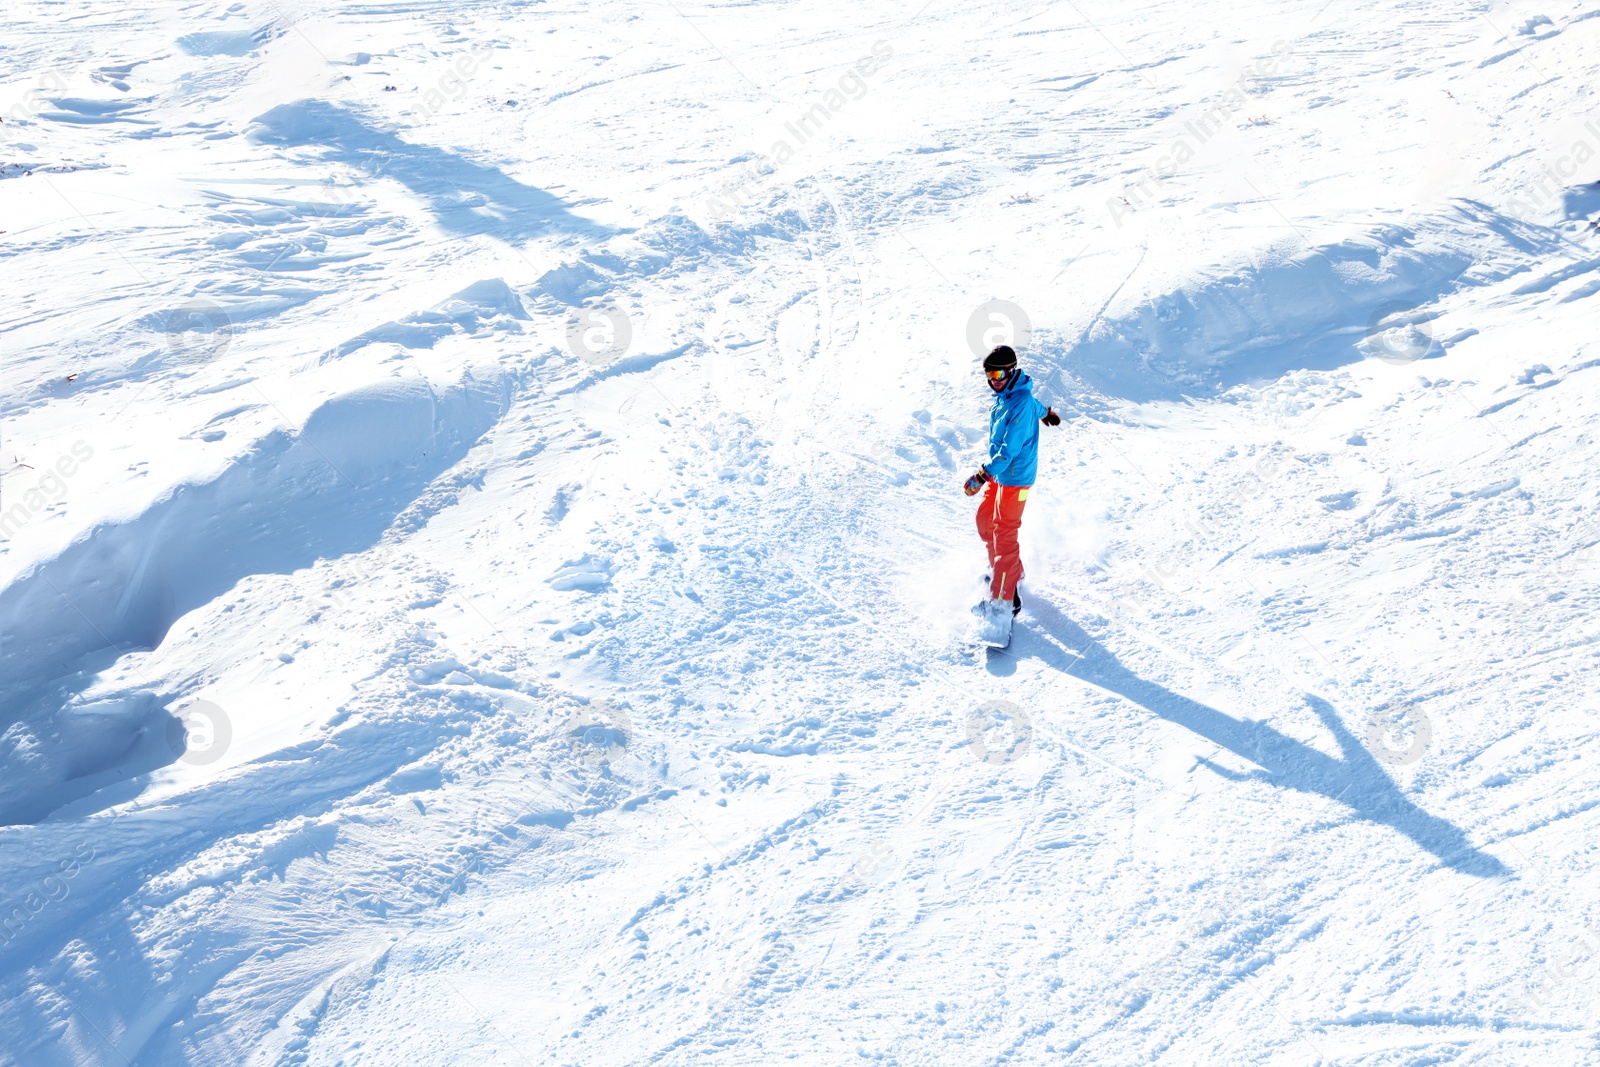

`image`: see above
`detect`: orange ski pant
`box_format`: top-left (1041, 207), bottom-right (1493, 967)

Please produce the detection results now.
top-left (976, 480), bottom-right (1030, 601)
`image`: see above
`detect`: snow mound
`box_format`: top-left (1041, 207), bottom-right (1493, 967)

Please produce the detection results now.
top-left (1058, 202), bottom-right (1561, 401)
top-left (0, 370), bottom-right (507, 825)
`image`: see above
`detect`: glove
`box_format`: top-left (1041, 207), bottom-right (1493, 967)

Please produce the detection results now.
top-left (1042, 407), bottom-right (1061, 427)
top-left (963, 469), bottom-right (990, 496)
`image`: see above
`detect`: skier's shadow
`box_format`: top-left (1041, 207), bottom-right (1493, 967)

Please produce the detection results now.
top-left (995, 598), bottom-right (1509, 878)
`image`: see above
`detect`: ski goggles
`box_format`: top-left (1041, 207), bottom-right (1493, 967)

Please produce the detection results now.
top-left (985, 368), bottom-right (1013, 381)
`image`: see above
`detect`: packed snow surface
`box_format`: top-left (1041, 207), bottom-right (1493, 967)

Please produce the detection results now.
top-left (5, 0), bottom-right (1600, 1063)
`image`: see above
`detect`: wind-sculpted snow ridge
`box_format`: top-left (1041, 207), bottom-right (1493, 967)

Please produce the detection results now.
top-left (327, 277), bottom-right (532, 360)
top-left (8, 0), bottom-right (1600, 1064)
top-left (0, 668), bottom-right (655, 1067)
top-left (0, 370), bottom-right (509, 826)
top-left (247, 98), bottom-right (613, 245)
top-left (1053, 201), bottom-right (1568, 403)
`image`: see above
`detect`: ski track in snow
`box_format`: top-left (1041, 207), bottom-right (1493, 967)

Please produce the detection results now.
top-left (5, 0), bottom-right (1600, 1063)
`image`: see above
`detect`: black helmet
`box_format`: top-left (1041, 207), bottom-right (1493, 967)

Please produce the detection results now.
top-left (982, 345), bottom-right (1017, 371)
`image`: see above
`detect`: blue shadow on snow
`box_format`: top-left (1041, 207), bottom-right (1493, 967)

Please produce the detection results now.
top-left (1039, 200), bottom-right (1565, 404)
top-left (995, 598), bottom-right (1510, 878)
top-left (248, 99), bottom-right (610, 244)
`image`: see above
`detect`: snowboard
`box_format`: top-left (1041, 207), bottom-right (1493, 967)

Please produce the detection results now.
top-left (967, 597), bottom-right (1014, 648)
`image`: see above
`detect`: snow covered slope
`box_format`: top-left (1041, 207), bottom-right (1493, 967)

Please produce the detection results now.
top-left (5, 0), bottom-right (1600, 1063)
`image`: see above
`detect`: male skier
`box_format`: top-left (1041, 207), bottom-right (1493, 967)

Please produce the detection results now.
top-left (963, 344), bottom-right (1061, 647)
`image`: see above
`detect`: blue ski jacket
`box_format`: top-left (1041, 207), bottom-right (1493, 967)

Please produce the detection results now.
top-left (985, 372), bottom-right (1050, 487)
